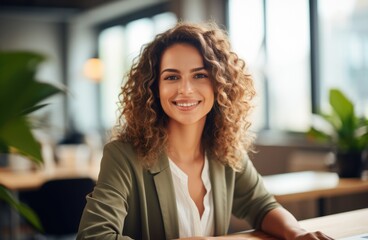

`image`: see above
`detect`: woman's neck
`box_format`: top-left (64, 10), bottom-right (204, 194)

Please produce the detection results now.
top-left (166, 120), bottom-right (205, 164)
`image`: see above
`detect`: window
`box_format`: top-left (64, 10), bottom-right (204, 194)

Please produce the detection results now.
top-left (266, 0), bottom-right (310, 131)
top-left (229, 0), bottom-right (311, 132)
top-left (229, 0), bottom-right (368, 133)
top-left (229, 0), bottom-right (265, 130)
top-left (98, 12), bottom-right (177, 130)
top-left (318, 0), bottom-right (368, 117)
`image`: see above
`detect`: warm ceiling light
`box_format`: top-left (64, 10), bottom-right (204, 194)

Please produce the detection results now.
top-left (83, 58), bottom-right (104, 83)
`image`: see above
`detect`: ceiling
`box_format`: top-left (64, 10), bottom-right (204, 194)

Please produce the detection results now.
top-left (0, 0), bottom-right (119, 11)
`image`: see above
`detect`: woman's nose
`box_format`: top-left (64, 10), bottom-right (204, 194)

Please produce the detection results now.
top-left (178, 78), bottom-right (193, 95)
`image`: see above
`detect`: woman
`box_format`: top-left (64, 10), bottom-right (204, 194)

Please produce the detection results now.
top-left (77, 22), bottom-right (332, 240)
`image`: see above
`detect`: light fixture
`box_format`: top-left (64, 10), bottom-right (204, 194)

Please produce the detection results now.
top-left (83, 58), bottom-right (104, 83)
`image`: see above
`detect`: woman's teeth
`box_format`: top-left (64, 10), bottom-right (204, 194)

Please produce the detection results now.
top-left (176, 102), bottom-right (199, 107)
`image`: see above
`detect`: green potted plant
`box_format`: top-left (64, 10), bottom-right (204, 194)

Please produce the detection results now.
top-left (307, 88), bottom-right (368, 178)
top-left (0, 51), bottom-right (64, 232)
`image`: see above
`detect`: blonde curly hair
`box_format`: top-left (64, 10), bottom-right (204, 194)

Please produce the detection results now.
top-left (115, 22), bottom-right (256, 170)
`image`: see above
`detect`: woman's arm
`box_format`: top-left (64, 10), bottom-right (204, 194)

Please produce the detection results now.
top-left (77, 142), bottom-right (134, 240)
top-left (261, 207), bottom-right (333, 240)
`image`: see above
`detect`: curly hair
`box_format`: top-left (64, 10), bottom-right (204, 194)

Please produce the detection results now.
top-left (115, 21), bottom-right (256, 170)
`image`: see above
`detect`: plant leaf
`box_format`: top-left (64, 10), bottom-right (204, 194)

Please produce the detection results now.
top-left (20, 104), bottom-right (50, 116)
top-left (0, 185), bottom-right (43, 232)
top-left (0, 51), bottom-right (64, 126)
top-left (330, 89), bottom-right (356, 136)
top-left (18, 81), bottom-right (63, 114)
top-left (356, 126), bottom-right (368, 150)
top-left (0, 140), bottom-right (9, 153)
top-left (0, 117), bottom-right (42, 164)
top-left (307, 127), bottom-right (331, 143)
top-left (329, 89), bottom-right (354, 122)
top-left (0, 52), bottom-right (44, 90)
top-left (318, 112), bottom-right (340, 132)
top-left (0, 52), bottom-right (44, 123)
top-left (307, 88), bottom-right (368, 152)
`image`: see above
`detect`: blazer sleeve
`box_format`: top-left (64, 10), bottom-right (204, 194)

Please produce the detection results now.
top-left (231, 155), bottom-right (281, 229)
top-left (77, 142), bottom-right (134, 240)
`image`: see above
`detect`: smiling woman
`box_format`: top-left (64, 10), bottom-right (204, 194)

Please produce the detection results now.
top-left (77, 22), bottom-right (333, 240)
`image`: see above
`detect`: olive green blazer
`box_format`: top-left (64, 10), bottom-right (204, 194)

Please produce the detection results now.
top-left (77, 140), bottom-right (279, 240)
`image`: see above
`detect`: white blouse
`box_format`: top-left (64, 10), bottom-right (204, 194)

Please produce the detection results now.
top-left (169, 156), bottom-right (214, 238)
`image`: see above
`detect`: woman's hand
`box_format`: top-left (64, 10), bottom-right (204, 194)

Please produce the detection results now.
top-left (175, 231), bottom-right (334, 240)
top-left (293, 230), bottom-right (334, 240)
top-left (262, 208), bottom-right (335, 240)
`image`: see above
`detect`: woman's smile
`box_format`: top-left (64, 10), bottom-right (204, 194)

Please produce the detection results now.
top-left (173, 100), bottom-right (201, 110)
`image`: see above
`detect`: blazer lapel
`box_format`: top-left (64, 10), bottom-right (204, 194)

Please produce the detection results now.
top-left (209, 158), bottom-right (228, 236)
top-left (149, 153), bottom-right (179, 239)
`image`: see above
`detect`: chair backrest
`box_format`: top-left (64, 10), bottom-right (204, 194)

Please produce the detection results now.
top-left (20, 177), bottom-right (95, 235)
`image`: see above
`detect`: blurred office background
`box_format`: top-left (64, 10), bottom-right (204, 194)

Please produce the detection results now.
top-left (0, 0), bottom-right (368, 238)
top-left (1, 0), bottom-right (368, 142)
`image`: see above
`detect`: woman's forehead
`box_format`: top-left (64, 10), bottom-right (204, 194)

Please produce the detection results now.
top-left (160, 43), bottom-right (204, 71)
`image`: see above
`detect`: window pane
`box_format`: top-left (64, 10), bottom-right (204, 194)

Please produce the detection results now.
top-left (266, 0), bottom-right (311, 131)
top-left (229, 0), bottom-right (265, 130)
top-left (99, 26), bottom-right (125, 129)
top-left (229, 0), bottom-right (311, 132)
top-left (318, 0), bottom-right (368, 117)
top-left (125, 18), bottom-right (155, 65)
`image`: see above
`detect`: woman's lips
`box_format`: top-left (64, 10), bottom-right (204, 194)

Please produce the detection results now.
top-left (173, 100), bottom-right (201, 110)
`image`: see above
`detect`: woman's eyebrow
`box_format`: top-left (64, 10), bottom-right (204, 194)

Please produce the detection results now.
top-left (160, 66), bottom-right (206, 76)
top-left (191, 67), bottom-right (206, 72)
top-left (160, 68), bottom-right (179, 75)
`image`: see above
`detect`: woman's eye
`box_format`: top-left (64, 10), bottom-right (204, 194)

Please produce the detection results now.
top-left (194, 73), bottom-right (208, 79)
top-left (164, 75), bottom-right (179, 80)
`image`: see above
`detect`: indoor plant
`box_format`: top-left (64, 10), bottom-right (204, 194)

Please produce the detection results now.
top-left (0, 51), bottom-right (64, 231)
top-left (307, 88), bottom-right (368, 178)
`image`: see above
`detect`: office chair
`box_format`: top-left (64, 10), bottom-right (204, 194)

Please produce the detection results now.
top-left (19, 177), bottom-right (95, 237)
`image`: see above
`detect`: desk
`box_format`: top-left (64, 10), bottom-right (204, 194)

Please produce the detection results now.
top-left (299, 208), bottom-right (368, 239)
top-left (228, 208), bottom-right (368, 239)
top-left (0, 165), bottom-right (99, 191)
top-left (263, 171), bottom-right (368, 215)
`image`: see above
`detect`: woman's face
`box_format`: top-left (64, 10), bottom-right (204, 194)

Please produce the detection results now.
top-left (158, 43), bottom-right (214, 127)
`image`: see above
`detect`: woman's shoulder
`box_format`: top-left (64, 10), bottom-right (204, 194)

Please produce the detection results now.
top-left (105, 139), bottom-right (133, 150)
top-left (103, 140), bottom-right (137, 161)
